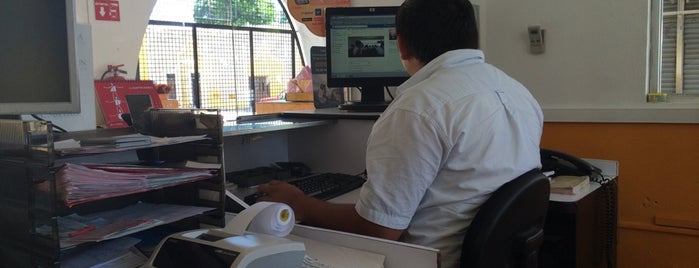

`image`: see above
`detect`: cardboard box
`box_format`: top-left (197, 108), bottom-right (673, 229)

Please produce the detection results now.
top-left (286, 92), bottom-right (313, 102)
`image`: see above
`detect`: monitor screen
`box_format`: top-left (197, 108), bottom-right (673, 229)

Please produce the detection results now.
top-left (325, 6), bottom-right (408, 112)
top-left (0, 0), bottom-right (81, 116)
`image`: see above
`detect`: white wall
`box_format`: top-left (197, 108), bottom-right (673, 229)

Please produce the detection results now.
top-left (84, 0), bottom-right (157, 79)
top-left (40, 0), bottom-right (157, 131)
top-left (484, 0), bottom-right (697, 123)
top-left (295, 0), bottom-right (696, 123)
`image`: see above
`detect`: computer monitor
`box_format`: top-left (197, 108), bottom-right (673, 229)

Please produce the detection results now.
top-left (0, 0), bottom-right (83, 117)
top-left (325, 6), bottom-right (409, 112)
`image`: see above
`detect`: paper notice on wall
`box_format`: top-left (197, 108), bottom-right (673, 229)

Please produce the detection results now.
top-left (310, 46), bottom-right (344, 108)
top-left (287, 0), bottom-right (351, 37)
top-left (94, 80), bottom-right (162, 129)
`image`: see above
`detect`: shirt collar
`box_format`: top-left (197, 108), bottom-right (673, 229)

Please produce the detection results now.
top-left (396, 49), bottom-right (485, 95)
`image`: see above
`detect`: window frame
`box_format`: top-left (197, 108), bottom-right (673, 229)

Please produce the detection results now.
top-left (650, 0), bottom-right (699, 102)
top-left (138, 0), bottom-right (305, 117)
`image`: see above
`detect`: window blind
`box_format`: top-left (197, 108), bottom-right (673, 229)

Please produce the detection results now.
top-left (662, 0), bottom-right (699, 94)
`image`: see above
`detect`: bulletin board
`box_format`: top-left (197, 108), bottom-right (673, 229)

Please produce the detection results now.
top-left (94, 80), bottom-right (162, 128)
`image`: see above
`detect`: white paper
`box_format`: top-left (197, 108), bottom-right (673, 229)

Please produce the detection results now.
top-left (290, 234), bottom-right (385, 268)
top-left (223, 201), bottom-right (295, 237)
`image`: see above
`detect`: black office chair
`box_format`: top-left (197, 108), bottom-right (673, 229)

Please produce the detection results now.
top-left (460, 169), bottom-right (550, 268)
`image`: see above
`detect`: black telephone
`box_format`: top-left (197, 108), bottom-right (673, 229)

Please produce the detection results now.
top-left (540, 148), bottom-right (603, 182)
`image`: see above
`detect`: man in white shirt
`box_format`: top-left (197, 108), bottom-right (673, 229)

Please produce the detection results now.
top-left (257, 0), bottom-right (543, 267)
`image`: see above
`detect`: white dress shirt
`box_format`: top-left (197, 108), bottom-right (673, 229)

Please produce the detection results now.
top-left (355, 49), bottom-right (544, 268)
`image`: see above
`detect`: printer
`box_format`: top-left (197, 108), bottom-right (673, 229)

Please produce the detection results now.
top-left (145, 202), bottom-right (305, 268)
top-left (145, 228), bottom-right (305, 268)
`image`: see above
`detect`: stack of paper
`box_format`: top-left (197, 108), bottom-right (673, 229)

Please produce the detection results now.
top-left (61, 237), bottom-right (148, 267)
top-left (54, 163), bottom-right (218, 207)
top-left (80, 133), bottom-right (152, 148)
top-left (57, 134), bottom-right (209, 156)
top-left (54, 202), bottom-right (214, 249)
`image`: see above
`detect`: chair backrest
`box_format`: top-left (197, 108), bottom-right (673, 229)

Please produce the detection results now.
top-left (460, 169), bottom-right (550, 268)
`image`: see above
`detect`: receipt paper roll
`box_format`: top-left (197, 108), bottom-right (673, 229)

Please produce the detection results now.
top-left (223, 201), bottom-right (295, 237)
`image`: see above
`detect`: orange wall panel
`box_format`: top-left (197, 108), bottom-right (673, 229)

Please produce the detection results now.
top-left (541, 123), bottom-right (699, 267)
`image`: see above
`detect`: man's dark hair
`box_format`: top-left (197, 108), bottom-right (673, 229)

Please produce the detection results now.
top-left (395, 0), bottom-right (479, 64)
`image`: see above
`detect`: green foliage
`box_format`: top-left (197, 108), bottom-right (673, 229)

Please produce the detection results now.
top-left (194, 0), bottom-right (275, 26)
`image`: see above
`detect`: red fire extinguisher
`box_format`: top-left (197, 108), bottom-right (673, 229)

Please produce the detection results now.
top-left (100, 64), bottom-right (127, 80)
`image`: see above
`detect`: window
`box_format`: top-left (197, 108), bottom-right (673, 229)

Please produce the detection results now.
top-left (651, 0), bottom-right (699, 98)
top-left (138, 0), bottom-right (304, 117)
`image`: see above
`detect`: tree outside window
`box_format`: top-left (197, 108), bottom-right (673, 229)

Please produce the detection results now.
top-left (193, 0), bottom-right (275, 26)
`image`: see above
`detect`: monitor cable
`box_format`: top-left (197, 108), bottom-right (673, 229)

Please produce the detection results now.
top-left (385, 86), bottom-right (394, 100)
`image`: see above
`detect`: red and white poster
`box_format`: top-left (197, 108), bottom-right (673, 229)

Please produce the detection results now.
top-left (94, 80), bottom-right (162, 129)
top-left (287, 0), bottom-right (351, 37)
top-left (95, 0), bottom-right (121, 22)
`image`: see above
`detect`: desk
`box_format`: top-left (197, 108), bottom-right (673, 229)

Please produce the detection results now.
top-left (221, 110), bottom-right (618, 268)
top-left (282, 107), bottom-right (381, 120)
top-left (223, 190), bottom-right (439, 268)
top-left (219, 208), bottom-right (438, 268)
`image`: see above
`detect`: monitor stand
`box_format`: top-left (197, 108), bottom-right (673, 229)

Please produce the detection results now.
top-left (337, 86), bottom-right (390, 112)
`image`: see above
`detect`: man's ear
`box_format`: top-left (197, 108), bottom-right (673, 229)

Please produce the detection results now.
top-left (397, 35), bottom-right (412, 60)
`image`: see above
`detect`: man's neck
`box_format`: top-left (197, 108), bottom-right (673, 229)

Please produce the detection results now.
top-left (402, 58), bottom-right (425, 76)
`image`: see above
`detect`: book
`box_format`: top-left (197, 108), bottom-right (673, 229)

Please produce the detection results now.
top-left (550, 175), bottom-right (590, 195)
top-left (81, 133), bottom-right (152, 148)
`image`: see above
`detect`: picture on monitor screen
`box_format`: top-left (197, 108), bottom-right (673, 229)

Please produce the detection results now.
top-left (348, 36), bottom-right (385, 58)
top-left (325, 6), bottom-right (409, 112)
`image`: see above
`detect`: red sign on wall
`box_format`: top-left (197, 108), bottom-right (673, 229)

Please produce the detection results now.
top-left (95, 0), bottom-right (120, 22)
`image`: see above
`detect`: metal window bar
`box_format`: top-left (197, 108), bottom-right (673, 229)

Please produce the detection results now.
top-left (138, 21), bottom-right (304, 117)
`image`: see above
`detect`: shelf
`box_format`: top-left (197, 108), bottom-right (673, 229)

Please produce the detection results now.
top-left (0, 109), bottom-right (226, 267)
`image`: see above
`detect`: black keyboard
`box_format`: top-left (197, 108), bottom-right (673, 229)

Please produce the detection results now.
top-left (244, 172), bottom-right (365, 205)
